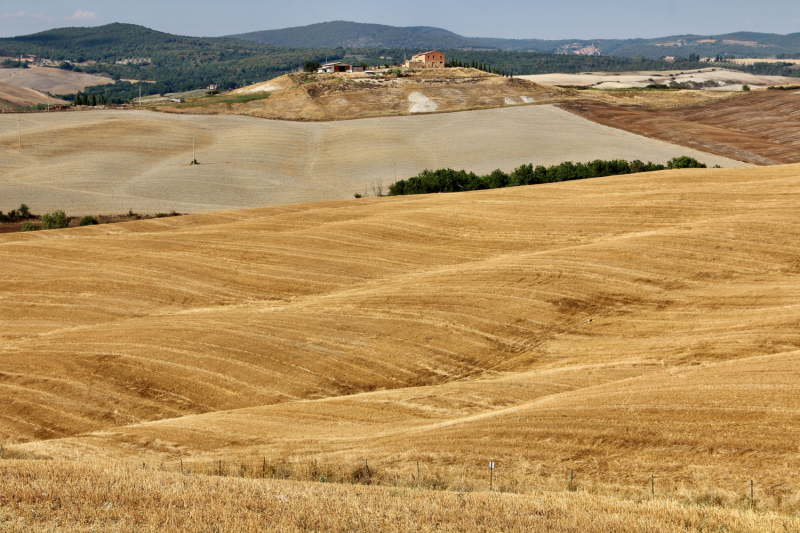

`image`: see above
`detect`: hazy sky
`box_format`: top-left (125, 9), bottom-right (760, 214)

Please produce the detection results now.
top-left (1, 0), bottom-right (798, 39)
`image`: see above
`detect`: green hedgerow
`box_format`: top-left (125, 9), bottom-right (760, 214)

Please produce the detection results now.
top-left (41, 210), bottom-right (69, 230)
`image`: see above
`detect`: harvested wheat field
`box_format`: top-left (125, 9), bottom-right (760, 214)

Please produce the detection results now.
top-left (0, 107), bottom-right (744, 215)
top-left (1, 460), bottom-right (794, 533)
top-left (561, 90), bottom-right (800, 166)
top-left (3, 163), bottom-right (800, 530)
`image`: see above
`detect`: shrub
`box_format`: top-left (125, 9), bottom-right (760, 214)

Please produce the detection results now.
top-left (41, 210), bottom-right (69, 230)
top-left (18, 204), bottom-right (30, 218)
top-left (19, 221), bottom-right (38, 232)
top-left (667, 156), bottom-right (707, 169)
top-left (742, 84), bottom-right (751, 92)
top-left (79, 216), bottom-right (98, 226)
top-left (353, 193), bottom-right (362, 198)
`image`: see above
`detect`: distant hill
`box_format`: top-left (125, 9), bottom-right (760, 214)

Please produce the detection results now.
top-left (230, 21), bottom-right (491, 50)
top-left (232, 21), bottom-right (800, 59)
top-left (0, 23), bottom-right (265, 61)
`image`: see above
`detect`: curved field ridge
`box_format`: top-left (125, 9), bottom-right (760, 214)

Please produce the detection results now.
top-left (0, 106), bottom-right (746, 215)
top-left (3, 162), bottom-right (800, 448)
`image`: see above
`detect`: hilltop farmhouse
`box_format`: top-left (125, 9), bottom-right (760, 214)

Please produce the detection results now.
top-left (405, 51), bottom-right (446, 69)
top-left (318, 62), bottom-right (364, 73)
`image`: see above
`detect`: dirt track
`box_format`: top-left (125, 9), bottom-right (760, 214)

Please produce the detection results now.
top-left (560, 91), bottom-right (800, 165)
top-left (0, 107), bottom-right (745, 215)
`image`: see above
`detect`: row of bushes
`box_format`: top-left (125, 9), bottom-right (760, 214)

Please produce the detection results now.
top-left (1, 204), bottom-right (99, 232)
top-left (387, 157), bottom-right (709, 196)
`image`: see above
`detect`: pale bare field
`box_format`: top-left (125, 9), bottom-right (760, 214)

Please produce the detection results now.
top-left (732, 58), bottom-right (800, 66)
top-left (519, 68), bottom-right (800, 90)
top-left (0, 67), bottom-right (112, 96)
top-left (0, 107), bottom-right (745, 215)
top-left (0, 83), bottom-right (53, 107)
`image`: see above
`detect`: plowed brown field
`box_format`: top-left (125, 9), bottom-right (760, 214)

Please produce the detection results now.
top-left (561, 91), bottom-right (800, 165)
top-left (3, 164), bottom-right (800, 513)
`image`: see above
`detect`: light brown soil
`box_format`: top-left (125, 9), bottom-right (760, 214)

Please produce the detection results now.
top-left (560, 91), bottom-right (800, 165)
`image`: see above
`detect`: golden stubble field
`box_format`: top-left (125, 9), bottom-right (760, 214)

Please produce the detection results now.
top-left (0, 106), bottom-right (746, 216)
top-left (1, 460), bottom-right (795, 533)
top-left (2, 164), bottom-right (800, 530)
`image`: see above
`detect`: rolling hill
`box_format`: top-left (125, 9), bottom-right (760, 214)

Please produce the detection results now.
top-left (0, 104), bottom-right (744, 216)
top-left (230, 21), bottom-right (488, 50)
top-left (231, 21), bottom-right (800, 59)
top-left (3, 162), bottom-right (800, 530)
top-left (2, 162), bottom-right (799, 493)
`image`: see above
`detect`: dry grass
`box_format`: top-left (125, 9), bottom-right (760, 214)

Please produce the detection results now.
top-left (0, 459), bottom-right (796, 532)
top-left (0, 107), bottom-right (744, 216)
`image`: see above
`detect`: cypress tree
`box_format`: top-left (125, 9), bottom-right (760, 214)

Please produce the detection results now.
top-left (74, 94), bottom-right (80, 106)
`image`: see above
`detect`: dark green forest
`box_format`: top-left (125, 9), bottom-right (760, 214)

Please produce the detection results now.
top-left (388, 157), bottom-right (708, 196)
top-left (230, 21), bottom-right (484, 50)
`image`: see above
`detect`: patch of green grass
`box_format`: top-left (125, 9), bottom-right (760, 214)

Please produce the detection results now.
top-left (174, 92), bottom-right (271, 109)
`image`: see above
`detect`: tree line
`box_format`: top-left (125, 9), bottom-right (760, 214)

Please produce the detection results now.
top-left (388, 157), bottom-right (708, 196)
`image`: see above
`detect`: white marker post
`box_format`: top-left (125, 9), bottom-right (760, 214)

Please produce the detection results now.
top-left (489, 461), bottom-right (495, 491)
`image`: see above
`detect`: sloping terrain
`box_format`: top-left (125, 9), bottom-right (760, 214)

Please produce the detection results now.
top-left (0, 106), bottom-right (743, 216)
top-left (0, 82), bottom-right (52, 107)
top-left (0, 67), bottom-right (112, 96)
top-left (158, 70), bottom-right (570, 120)
top-left (2, 163), bottom-right (800, 496)
top-left (561, 90), bottom-right (800, 165)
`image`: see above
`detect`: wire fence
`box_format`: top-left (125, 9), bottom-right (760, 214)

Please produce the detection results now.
top-left (131, 455), bottom-right (778, 512)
